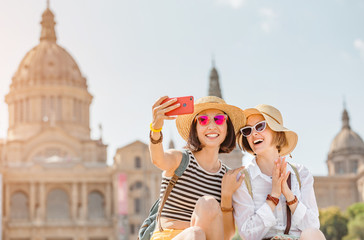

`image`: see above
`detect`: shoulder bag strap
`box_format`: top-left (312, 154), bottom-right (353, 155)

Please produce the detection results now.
top-left (156, 150), bottom-right (190, 231)
top-left (284, 173), bottom-right (292, 234)
top-left (242, 169), bottom-right (253, 199)
top-left (288, 162), bottom-right (301, 189)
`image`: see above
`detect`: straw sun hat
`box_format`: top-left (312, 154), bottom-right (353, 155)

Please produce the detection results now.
top-left (242, 104), bottom-right (298, 156)
top-left (176, 96), bottom-right (246, 141)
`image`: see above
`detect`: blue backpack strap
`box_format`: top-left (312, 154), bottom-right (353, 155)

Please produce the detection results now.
top-left (174, 149), bottom-right (190, 177)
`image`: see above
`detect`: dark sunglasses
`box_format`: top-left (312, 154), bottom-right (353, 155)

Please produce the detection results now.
top-left (240, 121), bottom-right (266, 137)
top-left (195, 114), bottom-right (228, 126)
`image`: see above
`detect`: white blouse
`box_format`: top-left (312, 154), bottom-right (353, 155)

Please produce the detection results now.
top-left (232, 158), bottom-right (320, 240)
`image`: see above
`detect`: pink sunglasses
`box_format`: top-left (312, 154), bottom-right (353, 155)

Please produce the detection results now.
top-left (195, 114), bottom-right (228, 126)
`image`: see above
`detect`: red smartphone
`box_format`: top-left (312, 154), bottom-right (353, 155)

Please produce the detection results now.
top-left (161, 96), bottom-right (194, 116)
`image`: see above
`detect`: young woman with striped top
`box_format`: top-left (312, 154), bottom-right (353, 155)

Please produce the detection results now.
top-left (149, 96), bottom-right (246, 240)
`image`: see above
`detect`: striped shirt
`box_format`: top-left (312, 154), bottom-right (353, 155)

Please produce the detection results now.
top-left (159, 150), bottom-right (228, 222)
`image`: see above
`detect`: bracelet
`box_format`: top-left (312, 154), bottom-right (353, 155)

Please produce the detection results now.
top-left (221, 206), bottom-right (234, 212)
top-left (266, 194), bottom-right (279, 206)
top-left (150, 123), bottom-right (162, 133)
top-left (286, 195), bottom-right (298, 206)
top-left (150, 131), bottom-right (163, 144)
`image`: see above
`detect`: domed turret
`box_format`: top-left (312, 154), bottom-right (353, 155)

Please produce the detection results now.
top-left (5, 5), bottom-right (92, 141)
top-left (329, 109), bottom-right (364, 155)
top-left (327, 107), bottom-right (364, 175)
top-left (10, 7), bottom-right (87, 90)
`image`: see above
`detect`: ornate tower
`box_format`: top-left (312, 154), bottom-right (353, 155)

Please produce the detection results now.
top-left (208, 60), bottom-right (244, 168)
top-left (5, 6), bottom-right (92, 142)
top-left (2, 4), bottom-right (114, 240)
top-left (327, 107), bottom-right (364, 175)
top-left (208, 59), bottom-right (223, 99)
top-left (3, 5), bottom-right (106, 165)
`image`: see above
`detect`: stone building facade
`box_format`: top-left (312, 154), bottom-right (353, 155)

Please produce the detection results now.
top-left (314, 108), bottom-right (364, 210)
top-left (2, 3), bottom-right (364, 240)
top-left (0, 6), bottom-right (113, 240)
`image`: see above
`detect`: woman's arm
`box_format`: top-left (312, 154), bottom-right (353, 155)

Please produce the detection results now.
top-left (290, 166), bottom-right (320, 230)
top-left (221, 166), bottom-right (245, 240)
top-left (232, 176), bottom-right (277, 240)
top-left (149, 96), bottom-right (181, 173)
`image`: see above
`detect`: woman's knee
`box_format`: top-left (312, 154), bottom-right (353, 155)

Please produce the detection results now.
top-left (175, 226), bottom-right (206, 240)
top-left (190, 226), bottom-right (206, 240)
top-left (300, 228), bottom-right (326, 240)
top-left (195, 196), bottom-right (221, 219)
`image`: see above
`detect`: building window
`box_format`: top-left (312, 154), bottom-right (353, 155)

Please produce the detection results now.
top-left (130, 223), bottom-right (135, 235)
top-left (130, 181), bottom-right (143, 191)
top-left (46, 189), bottom-right (70, 220)
top-left (135, 156), bottom-right (141, 169)
top-left (134, 198), bottom-right (141, 214)
top-left (14, 101), bottom-right (18, 123)
top-left (25, 98), bottom-right (30, 122)
top-left (350, 160), bottom-right (358, 173)
top-left (10, 191), bottom-right (29, 220)
top-left (335, 161), bottom-right (345, 174)
top-left (19, 99), bottom-right (23, 122)
top-left (88, 191), bottom-right (105, 220)
top-left (42, 96), bottom-right (48, 121)
top-left (57, 96), bottom-right (62, 121)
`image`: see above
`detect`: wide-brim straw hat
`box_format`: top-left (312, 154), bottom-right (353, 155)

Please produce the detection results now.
top-left (176, 96), bottom-right (246, 142)
top-left (242, 104), bottom-right (298, 156)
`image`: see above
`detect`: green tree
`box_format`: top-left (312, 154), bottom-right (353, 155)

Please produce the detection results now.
top-left (343, 203), bottom-right (364, 240)
top-left (319, 207), bottom-right (348, 240)
top-left (232, 227), bottom-right (243, 240)
top-left (346, 203), bottom-right (364, 220)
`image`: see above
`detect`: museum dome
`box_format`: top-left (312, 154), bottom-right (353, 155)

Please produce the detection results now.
top-left (329, 108), bottom-right (364, 154)
top-left (10, 7), bottom-right (87, 90)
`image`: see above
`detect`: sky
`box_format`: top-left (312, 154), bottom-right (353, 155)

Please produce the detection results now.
top-left (0, 0), bottom-right (363, 175)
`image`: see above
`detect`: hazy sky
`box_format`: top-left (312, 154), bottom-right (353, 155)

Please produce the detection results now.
top-left (1, 0), bottom-right (364, 175)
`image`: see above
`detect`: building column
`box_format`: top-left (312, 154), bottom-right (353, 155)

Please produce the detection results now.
top-left (39, 182), bottom-right (45, 222)
top-left (30, 182), bottom-right (36, 221)
top-left (81, 182), bottom-right (87, 222)
top-left (5, 183), bottom-right (10, 220)
top-left (106, 182), bottom-right (111, 219)
top-left (72, 182), bottom-right (78, 221)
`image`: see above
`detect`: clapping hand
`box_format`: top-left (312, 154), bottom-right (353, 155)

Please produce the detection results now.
top-left (271, 157), bottom-right (290, 198)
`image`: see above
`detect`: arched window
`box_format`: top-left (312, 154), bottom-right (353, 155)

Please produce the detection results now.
top-left (88, 191), bottom-right (105, 220)
top-left (129, 181), bottom-right (143, 191)
top-left (335, 161), bottom-right (345, 174)
top-left (135, 156), bottom-right (141, 169)
top-left (57, 96), bottom-right (62, 121)
top-left (46, 189), bottom-right (70, 220)
top-left (10, 191), bottom-right (29, 220)
top-left (134, 198), bottom-right (141, 214)
top-left (350, 160), bottom-right (358, 173)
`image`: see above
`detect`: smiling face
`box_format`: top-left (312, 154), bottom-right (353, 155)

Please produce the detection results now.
top-left (195, 109), bottom-right (228, 149)
top-left (246, 114), bottom-right (276, 155)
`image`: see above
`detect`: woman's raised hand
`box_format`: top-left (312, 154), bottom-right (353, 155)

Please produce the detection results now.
top-left (271, 157), bottom-right (286, 198)
top-left (151, 96), bottom-right (181, 130)
top-left (221, 166), bottom-right (245, 198)
top-left (280, 157), bottom-right (292, 198)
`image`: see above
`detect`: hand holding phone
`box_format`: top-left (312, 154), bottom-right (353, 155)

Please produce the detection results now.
top-left (161, 96), bottom-right (194, 116)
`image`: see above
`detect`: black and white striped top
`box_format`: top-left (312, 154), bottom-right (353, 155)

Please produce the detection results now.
top-left (159, 150), bottom-right (229, 222)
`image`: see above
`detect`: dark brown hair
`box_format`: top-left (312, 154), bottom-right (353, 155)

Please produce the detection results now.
top-left (186, 116), bottom-right (236, 153)
top-left (237, 125), bottom-right (288, 154)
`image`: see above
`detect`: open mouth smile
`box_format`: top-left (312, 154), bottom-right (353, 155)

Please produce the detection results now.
top-left (206, 133), bottom-right (219, 138)
top-left (253, 139), bottom-right (263, 145)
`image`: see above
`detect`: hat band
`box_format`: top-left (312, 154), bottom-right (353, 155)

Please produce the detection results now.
top-left (261, 111), bottom-right (281, 124)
